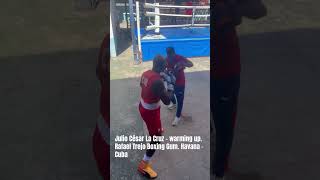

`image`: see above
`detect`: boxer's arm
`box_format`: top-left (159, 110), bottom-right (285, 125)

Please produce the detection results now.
top-left (181, 57), bottom-right (193, 68)
top-left (175, 57), bottom-right (193, 72)
top-left (151, 80), bottom-right (171, 105)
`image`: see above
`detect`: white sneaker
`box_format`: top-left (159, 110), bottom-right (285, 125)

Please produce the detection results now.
top-left (172, 116), bottom-right (181, 126)
top-left (167, 102), bottom-right (176, 110)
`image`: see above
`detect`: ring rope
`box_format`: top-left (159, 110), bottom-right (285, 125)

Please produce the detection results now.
top-left (146, 24), bottom-right (209, 30)
top-left (144, 3), bottom-right (209, 9)
top-left (145, 12), bottom-right (210, 18)
top-left (143, 3), bottom-right (210, 30)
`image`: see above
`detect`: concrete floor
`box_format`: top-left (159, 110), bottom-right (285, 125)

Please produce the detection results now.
top-left (110, 56), bottom-right (210, 180)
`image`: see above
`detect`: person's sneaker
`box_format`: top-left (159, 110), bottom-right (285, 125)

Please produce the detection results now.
top-left (172, 116), bottom-right (181, 126)
top-left (138, 160), bottom-right (158, 179)
top-left (167, 102), bottom-right (176, 110)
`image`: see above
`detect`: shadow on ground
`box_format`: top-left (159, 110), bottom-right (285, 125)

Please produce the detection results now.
top-left (0, 48), bottom-right (101, 180)
top-left (211, 28), bottom-right (320, 180)
top-left (116, 28), bottom-right (132, 56)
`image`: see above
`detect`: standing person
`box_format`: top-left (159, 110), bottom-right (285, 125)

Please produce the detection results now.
top-left (173, 0), bottom-right (183, 24)
top-left (92, 33), bottom-right (110, 180)
top-left (165, 47), bottom-right (193, 126)
top-left (137, 55), bottom-right (171, 179)
top-left (185, 0), bottom-right (193, 24)
top-left (212, 0), bottom-right (267, 179)
top-left (185, 0), bottom-right (193, 15)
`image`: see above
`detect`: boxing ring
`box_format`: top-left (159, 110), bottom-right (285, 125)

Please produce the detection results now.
top-left (129, 1), bottom-right (210, 62)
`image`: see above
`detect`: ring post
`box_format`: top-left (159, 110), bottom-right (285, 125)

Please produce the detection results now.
top-left (155, 3), bottom-right (160, 34)
top-left (136, 1), bottom-right (142, 61)
top-left (191, 7), bottom-right (195, 26)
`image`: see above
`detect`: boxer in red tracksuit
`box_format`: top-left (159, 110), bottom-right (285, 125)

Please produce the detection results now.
top-left (137, 55), bottom-right (171, 179)
top-left (212, 0), bottom-right (266, 179)
top-left (92, 33), bottom-right (110, 180)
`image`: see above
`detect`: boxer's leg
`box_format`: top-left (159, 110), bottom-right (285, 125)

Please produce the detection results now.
top-left (212, 75), bottom-right (240, 177)
top-left (138, 104), bottom-right (161, 179)
top-left (167, 88), bottom-right (177, 110)
top-left (138, 137), bottom-right (161, 179)
top-left (172, 86), bottom-right (185, 126)
top-left (224, 76), bottom-right (240, 172)
top-left (175, 86), bottom-right (185, 118)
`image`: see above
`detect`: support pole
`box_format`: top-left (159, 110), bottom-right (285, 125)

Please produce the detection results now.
top-left (129, 0), bottom-right (139, 64)
top-left (191, 7), bottom-right (195, 26)
top-left (136, 1), bottom-right (142, 59)
top-left (125, 1), bottom-right (129, 29)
